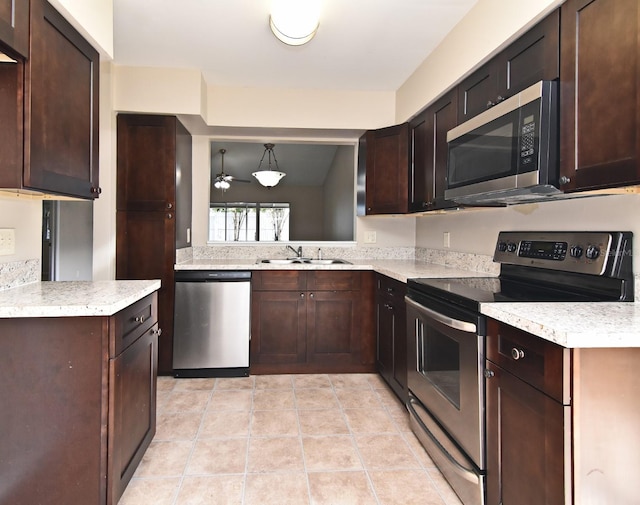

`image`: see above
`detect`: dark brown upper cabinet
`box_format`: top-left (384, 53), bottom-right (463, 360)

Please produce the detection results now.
top-left (559, 0), bottom-right (640, 192)
top-left (458, 9), bottom-right (559, 124)
top-left (362, 123), bottom-right (410, 215)
top-left (0, 0), bottom-right (100, 199)
top-left (409, 89), bottom-right (458, 212)
top-left (0, 0), bottom-right (29, 58)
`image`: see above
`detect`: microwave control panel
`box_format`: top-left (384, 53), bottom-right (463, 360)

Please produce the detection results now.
top-left (520, 114), bottom-right (537, 165)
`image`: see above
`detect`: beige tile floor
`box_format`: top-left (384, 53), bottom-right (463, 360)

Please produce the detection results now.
top-left (118, 373), bottom-right (463, 505)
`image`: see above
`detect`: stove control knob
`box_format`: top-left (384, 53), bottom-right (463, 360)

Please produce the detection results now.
top-left (570, 245), bottom-right (584, 258)
top-left (507, 242), bottom-right (517, 253)
top-left (497, 241), bottom-right (508, 252)
top-left (585, 245), bottom-right (600, 260)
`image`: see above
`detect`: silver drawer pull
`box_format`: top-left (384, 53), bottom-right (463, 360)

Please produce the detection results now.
top-left (511, 347), bottom-right (525, 360)
top-left (134, 315), bottom-right (145, 324)
top-left (152, 328), bottom-right (162, 336)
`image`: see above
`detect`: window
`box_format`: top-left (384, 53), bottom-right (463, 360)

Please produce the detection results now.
top-left (209, 203), bottom-right (290, 242)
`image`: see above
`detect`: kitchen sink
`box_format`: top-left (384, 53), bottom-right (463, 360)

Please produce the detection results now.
top-left (257, 258), bottom-right (351, 265)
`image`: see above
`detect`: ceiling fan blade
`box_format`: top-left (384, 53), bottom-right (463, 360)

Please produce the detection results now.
top-left (228, 176), bottom-right (251, 183)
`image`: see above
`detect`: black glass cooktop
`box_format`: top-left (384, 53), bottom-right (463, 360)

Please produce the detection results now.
top-left (407, 273), bottom-right (628, 313)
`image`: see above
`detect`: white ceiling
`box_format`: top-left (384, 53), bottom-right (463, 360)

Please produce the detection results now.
top-left (113, 0), bottom-right (478, 92)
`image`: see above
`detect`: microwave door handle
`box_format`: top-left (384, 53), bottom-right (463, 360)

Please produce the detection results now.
top-left (405, 297), bottom-right (477, 334)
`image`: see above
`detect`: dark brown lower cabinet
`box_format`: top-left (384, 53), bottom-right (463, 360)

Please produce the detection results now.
top-left (375, 273), bottom-right (407, 402)
top-left (485, 362), bottom-right (566, 505)
top-left (251, 270), bottom-right (375, 374)
top-left (486, 318), bottom-right (640, 505)
top-left (0, 292), bottom-right (158, 505)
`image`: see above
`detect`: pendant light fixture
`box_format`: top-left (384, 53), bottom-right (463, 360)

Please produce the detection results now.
top-left (269, 0), bottom-right (321, 46)
top-left (253, 143), bottom-right (286, 188)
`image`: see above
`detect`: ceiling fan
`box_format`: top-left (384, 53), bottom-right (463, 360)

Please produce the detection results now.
top-left (213, 148), bottom-right (251, 190)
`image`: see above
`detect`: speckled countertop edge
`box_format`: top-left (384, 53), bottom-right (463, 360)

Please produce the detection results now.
top-left (480, 302), bottom-right (640, 348)
top-left (0, 280), bottom-right (161, 318)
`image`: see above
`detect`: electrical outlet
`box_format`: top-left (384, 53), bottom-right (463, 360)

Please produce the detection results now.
top-left (443, 231), bottom-right (451, 248)
top-left (364, 231), bottom-right (377, 244)
top-left (0, 228), bottom-right (16, 255)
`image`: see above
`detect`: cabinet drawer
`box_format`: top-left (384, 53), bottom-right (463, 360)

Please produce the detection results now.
top-left (112, 293), bottom-right (158, 358)
top-left (307, 271), bottom-right (361, 291)
top-left (486, 318), bottom-right (569, 403)
top-left (252, 270), bottom-right (306, 291)
top-left (376, 273), bottom-right (406, 300)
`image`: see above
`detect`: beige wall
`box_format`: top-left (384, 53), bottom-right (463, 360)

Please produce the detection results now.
top-left (416, 194), bottom-right (640, 270)
top-left (0, 194), bottom-right (41, 262)
top-left (323, 145), bottom-right (356, 241)
top-left (93, 61), bottom-right (117, 281)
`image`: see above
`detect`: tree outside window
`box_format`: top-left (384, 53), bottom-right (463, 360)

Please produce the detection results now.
top-left (209, 203), bottom-right (289, 242)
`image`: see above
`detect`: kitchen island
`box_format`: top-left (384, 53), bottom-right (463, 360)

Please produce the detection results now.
top-left (0, 280), bottom-right (161, 505)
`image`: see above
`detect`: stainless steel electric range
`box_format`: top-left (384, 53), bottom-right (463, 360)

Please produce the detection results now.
top-left (404, 231), bottom-right (634, 505)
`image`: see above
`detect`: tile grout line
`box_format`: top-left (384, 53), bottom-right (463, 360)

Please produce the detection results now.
top-left (170, 378), bottom-right (217, 505)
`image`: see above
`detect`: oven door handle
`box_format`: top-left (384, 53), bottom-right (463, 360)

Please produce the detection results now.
top-left (405, 297), bottom-right (477, 333)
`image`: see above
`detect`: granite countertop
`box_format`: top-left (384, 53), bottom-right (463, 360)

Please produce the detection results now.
top-left (175, 258), bottom-right (494, 283)
top-left (0, 280), bottom-right (161, 318)
top-left (480, 301), bottom-right (640, 348)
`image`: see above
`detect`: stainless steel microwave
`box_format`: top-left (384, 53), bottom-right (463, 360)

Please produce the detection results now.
top-left (445, 80), bottom-right (560, 205)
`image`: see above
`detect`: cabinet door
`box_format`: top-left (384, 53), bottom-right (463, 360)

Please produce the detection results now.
top-left (117, 114), bottom-right (178, 212)
top-left (376, 290), bottom-right (394, 381)
top-left (409, 110), bottom-right (433, 212)
top-left (25, 0), bottom-right (100, 199)
top-left (365, 123), bottom-right (409, 214)
top-left (457, 62), bottom-right (497, 124)
top-left (375, 275), bottom-right (407, 401)
top-left (431, 90), bottom-right (458, 209)
top-left (307, 290), bottom-right (361, 366)
top-left (496, 9), bottom-right (560, 99)
top-left (485, 363), bottom-right (567, 505)
top-left (250, 290), bottom-right (307, 366)
top-left (108, 324), bottom-right (158, 504)
top-left (116, 211), bottom-right (175, 374)
top-left (560, 0), bottom-right (640, 191)
top-left (0, 0), bottom-right (28, 57)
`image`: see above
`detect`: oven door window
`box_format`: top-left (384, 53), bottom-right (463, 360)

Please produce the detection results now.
top-left (418, 321), bottom-right (461, 410)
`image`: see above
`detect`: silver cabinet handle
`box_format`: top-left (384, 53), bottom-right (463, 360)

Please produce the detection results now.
top-left (152, 328), bottom-right (162, 336)
top-left (134, 315), bottom-right (145, 324)
top-left (511, 347), bottom-right (525, 360)
top-left (405, 297), bottom-right (477, 333)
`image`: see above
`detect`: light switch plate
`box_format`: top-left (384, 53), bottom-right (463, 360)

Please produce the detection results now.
top-left (364, 231), bottom-right (377, 244)
top-left (0, 228), bottom-right (16, 255)
top-left (443, 232), bottom-right (451, 248)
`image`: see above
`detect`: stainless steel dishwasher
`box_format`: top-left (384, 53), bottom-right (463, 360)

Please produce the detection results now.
top-left (173, 270), bottom-right (251, 377)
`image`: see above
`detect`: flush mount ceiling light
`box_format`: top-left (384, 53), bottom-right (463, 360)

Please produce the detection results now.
top-left (269, 0), bottom-right (321, 46)
top-left (253, 143), bottom-right (286, 188)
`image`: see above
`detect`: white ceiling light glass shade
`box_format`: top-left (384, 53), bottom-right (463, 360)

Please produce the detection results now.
top-left (213, 179), bottom-right (230, 190)
top-left (253, 143), bottom-right (286, 188)
top-left (269, 0), bottom-right (321, 46)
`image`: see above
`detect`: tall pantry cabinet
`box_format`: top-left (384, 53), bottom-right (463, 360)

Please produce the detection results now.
top-left (116, 114), bottom-right (193, 374)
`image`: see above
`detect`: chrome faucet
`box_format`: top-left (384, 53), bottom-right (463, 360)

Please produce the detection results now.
top-left (286, 245), bottom-right (302, 258)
